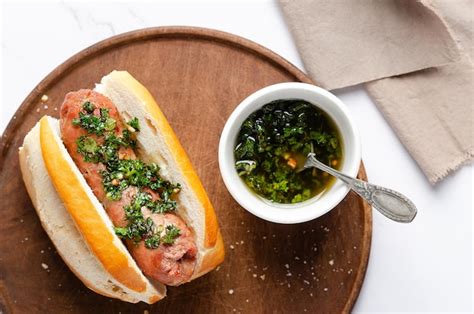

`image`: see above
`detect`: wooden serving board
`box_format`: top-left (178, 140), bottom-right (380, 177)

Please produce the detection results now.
top-left (0, 27), bottom-right (371, 314)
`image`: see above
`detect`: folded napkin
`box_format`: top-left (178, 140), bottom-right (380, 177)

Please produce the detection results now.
top-left (279, 0), bottom-right (473, 183)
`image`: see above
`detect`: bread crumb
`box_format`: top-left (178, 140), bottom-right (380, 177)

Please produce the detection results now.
top-left (303, 280), bottom-right (310, 285)
top-left (284, 264), bottom-right (289, 269)
top-left (246, 299), bottom-right (249, 303)
top-left (329, 259), bottom-right (334, 266)
top-left (20, 219), bottom-right (24, 223)
top-left (260, 274), bottom-right (265, 280)
top-left (41, 95), bottom-right (49, 102)
top-left (262, 236), bottom-right (267, 240)
top-left (36, 108), bottom-right (40, 113)
top-left (240, 240), bottom-right (244, 244)
top-left (253, 274), bottom-right (257, 278)
top-left (40, 250), bottom-right (44, 254)
top-left (24, 237), bottom-right (28, 241)
top-left (294, 256), bottom-right (300, 261)
top-left (323, 288), bottom-right (328, 292)
top-left (215, 266), bottom-right (220, 272)
top-left (41, 263), bottom-right (49, 270)
top-left (230, 245), bottom-right (235, 250)
top-left (286, 273), bottom-right (292, 277)
top-left (228, 289), bottom-right (234, 295)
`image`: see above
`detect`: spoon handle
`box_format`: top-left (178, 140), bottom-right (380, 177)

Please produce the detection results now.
top-left (305, 154), bottom-right (417, 223)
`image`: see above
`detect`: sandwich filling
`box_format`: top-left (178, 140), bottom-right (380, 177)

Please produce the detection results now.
top-left (60, 89), bottom-right (197, 286)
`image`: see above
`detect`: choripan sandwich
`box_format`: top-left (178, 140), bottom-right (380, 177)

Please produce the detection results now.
top-left (18, 70), bottom-right (225, 304)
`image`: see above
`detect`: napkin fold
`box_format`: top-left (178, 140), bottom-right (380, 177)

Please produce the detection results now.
top-left (279, 0), bottom-right (473, 183)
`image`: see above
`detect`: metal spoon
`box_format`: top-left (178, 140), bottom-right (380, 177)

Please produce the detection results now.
top-left (299, 153), bottom-right (417, 223)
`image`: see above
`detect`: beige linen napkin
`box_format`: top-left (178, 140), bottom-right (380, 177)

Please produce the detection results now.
top-left (279, 0), bottom-right (473, 184)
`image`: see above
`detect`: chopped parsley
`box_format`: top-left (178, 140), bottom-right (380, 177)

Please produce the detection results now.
top-left (127, 117), bottom-right (140, 131)
top-left (72, 102), bottom-right (116, 136)
top-left (161, 225), bottom-right (181, 244)
top-left (235, 99), bottom-right (342, 203)
top-left (72, 99), bottom-right (182, 250)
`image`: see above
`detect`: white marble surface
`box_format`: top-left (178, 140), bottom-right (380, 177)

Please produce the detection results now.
top-left (1, 1), bottom-right (472, 312)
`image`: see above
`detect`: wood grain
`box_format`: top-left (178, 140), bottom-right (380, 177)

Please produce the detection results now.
top-left (0, 27), bottom-right (371, 314)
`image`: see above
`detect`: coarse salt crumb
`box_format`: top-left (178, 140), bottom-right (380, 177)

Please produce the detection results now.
top-left (253, 265), bottom-right (257, 269)
top-left (303, 280), bottom-right (310, 285)
top-left (41, 263), bottom-right (49, 270)
top-left (230, 245), bottom-right (235, 250)
top-left (144, 311), bottom-right (149, 314)
top-left (303, 260), bottom-right (307, 264)
top-left (262, 267), bottom-right (268, 271)
top-left (260, 274), bottom-right (265, 280)
top-left (232, 309), bottom-right (236, 312)
top-left (246, 299), bottom-right (249, 303)
top-left (44, 105), bottom-right (48, 109)
top-left (20, 219), bottom-right (24, 223)
top-left (300, 288), bottom-right (304, 291)
top-left (287, 283), bottom-right (291, 288)
top-left (248, 268), bottom-right (251, 272)
top-left (240, 240), bottom-right (244, 244)
top-left (241, 221), bottom-right (244, 225)
top-left (262, 236), bottom-right (267, 240)
top-left (286, 273), bottom-right (292, 277)
top-left (58, 284), bottom-right (62, 287)
top-left (272, 234), bottom-right (276, 238)
top-left (228, 289), bottom-right (234, 295)
top-left (314, 247), bottom-right (318, 252)
top-left (40, 250), bottom-right (44, 254)
top-left (304, 309), bottom-right (307, 312)
top-left (354, 246), bottom-right (357, 249)
top-left (324, 227), bottom-right (330, 232)
top-left (47, 297), bottom-right (51, 301)
top-left (41, 95), bottom-right (49, 102)
top-left (285, 264), bottom-right (289, 269)
top-left (294, 256), bottom-right (300, 261)
top-left (54, 107), bottom-right (58, 111)
top-left (348, 269), bottom-right (353, 274)
top-left (253, 274), bottom-right (257, 278)
top-left (247, 229), bottom-right (250, 233)
top-left (323, 288), bottom-right (328, 292)
top-left (310, 293), bottom-right (313, 297)
top-left (215, 266), bottom-right (220, 272)
top-left (302, 230), bottom-right (306, 234)
top-left (235, 241), bottom-right (239, 245)
top-left (36, 108), bottom-right (40, 113)
top-left (329, 259), bottom-right (334, 266)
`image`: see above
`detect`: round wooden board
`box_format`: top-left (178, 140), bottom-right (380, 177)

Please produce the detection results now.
top-left (0, 27), bottom-right (371, 314)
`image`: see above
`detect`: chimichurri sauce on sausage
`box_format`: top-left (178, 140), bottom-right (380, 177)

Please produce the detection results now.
top-left (234, 99), bottom-right (343, 204)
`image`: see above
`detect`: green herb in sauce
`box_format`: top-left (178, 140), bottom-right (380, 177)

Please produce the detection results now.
top-left (234, 99), bottom-right (342, 204)
top-left (73, 100), bottom-right (181, 248)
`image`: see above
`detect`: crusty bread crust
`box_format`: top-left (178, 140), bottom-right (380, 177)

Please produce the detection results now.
top-left (19, 118), bottom-right (166, 304)
top-left (96, 71), bottom-right (225, 279)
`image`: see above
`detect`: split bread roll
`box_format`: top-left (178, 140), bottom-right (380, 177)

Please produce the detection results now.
top-left (19, 71), bottom-right (225, 303)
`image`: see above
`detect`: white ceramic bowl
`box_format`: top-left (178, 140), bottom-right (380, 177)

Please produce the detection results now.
top-left (218, 83), bottom-right (361, 224)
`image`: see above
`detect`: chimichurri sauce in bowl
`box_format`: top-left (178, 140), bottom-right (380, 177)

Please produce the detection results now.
top-left (234, 99), bottom-right (342, 204)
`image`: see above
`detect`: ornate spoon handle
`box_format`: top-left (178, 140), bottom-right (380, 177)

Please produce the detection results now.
top-left (304, 153), bottom-right (417, 223)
